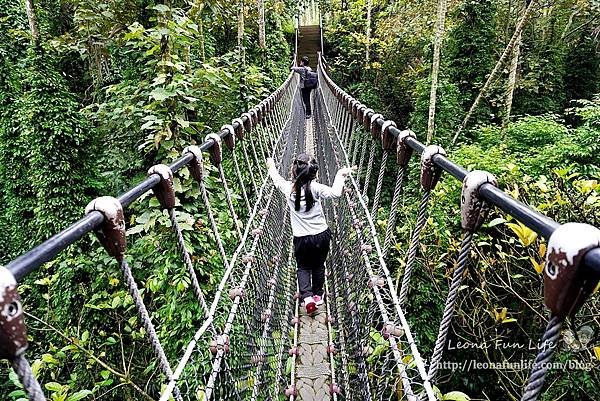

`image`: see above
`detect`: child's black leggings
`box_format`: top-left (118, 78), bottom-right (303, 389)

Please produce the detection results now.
top-left (293, 228), bottom-right (331, 300)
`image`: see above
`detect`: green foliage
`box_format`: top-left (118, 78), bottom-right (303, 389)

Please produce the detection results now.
top-left (445, 0), bottom-right (497, 121)
top-left (513, 41), bottom-right (568, 115)
top-left (0, 47), bottom-right (99, 260)
top-left (1, 0), bottom-right (296, 399)
top-left (505, 115), bottom-right (567, 152)
top-left (564, 33), bottom-right (600, 102)
top-left (469, 103), bottom-right (600, 177)
top-left (409, 76), bottom-right (462, 145)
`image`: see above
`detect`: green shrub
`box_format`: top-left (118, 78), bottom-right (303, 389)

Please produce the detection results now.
top-left (504, 115), bottom-right (567, 153)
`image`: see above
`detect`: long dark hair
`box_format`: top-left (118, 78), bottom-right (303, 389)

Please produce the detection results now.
top-left (291, 153), bottom-right (318, 212)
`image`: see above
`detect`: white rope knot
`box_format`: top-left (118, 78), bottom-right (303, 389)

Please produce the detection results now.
top-left (241, 254), bottom-right (255, 264)
top-left (228, 287), bottom-right (245, 300)
top-left (368, 276), bottom-right (385, 288)
top-left (383, 323), bottom-right (404, 339)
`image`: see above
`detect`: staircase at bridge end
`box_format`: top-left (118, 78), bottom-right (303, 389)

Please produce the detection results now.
top-left (297, 25), bottom-right (321, 66)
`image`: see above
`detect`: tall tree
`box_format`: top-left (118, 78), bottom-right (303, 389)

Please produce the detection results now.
top-left (452, 0), bottom-right (537, 145)
top-left (258, 0), bottom-right (266, 49)
top-left (238, 0), bottom-right (246, 66)
top-left (426, 0), bottom-right (448, 144)
top-left (365, 0), bottom-right (373, 64)
top-left (24, 0), bottom-right (40, 46)
top-left (447, 0), bottom-right (498, 110)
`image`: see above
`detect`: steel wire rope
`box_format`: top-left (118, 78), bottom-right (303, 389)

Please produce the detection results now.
top-left (158, 74), bottom-right (298, 401)
top-left (12, 355), bottom-right (46, 401)
top-left (382, 167), bottom-right (407, 259)
top-left (317, 65), bottom-right (437, 400)
top-left (316, 94), bottom-right (418, 400)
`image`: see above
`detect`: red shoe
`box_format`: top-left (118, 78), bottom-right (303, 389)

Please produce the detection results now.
top-left (304, 296), bottom-right (318, 315)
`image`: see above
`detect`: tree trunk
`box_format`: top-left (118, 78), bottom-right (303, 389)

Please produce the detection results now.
top-left (189, 1), bottom-right (205, 61)
top-left (258, 0), bottom-right (266, 49)
top-left (24, 0), bottom-right (40, 46)
top-left (159, 0), bottom-right (172, 74)
top-left (452, 0), bottom-right (537, 146)
top-left (365, 0), bottom-right (373, 64)
top-left (238, 0), bottom-right (247, 110)
top-left (503, 31), bottom-right (521, 126)
top-left (426, 0), bottom-right (448, 145)
top-left (238, 0), bottom-right (245, 66)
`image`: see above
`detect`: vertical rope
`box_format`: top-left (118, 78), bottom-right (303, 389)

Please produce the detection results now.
top-left (520, 317), bottom-right (563, 401)
top-left (362, 143), bottom-right (376, 199)
top-left (351, 128), bottom-right (361, 166)
top-left (12, 355), bottom-right (46, 401)
top-left (356, 135), bottom-right (369, 188)
top-left (198, 179), bottom-right (229, 266)
top-left (255, 124), bottom-right (268, 161)
top-left (397, 191), bottom-right (431, 300)
top-left (249, 136), bottom-right (263, 171)
top-left (382, 167), bottom-right (407, 259)
top-left (428, 231), bottom-right (474, 381)
top-left (371, 150), bottom-right (389, 219)
top-left (347, 124), bottom-right (355, 159)
top-left (218, 164), bottom-right (243, 239)
top-left (118, 258), bottom-right (183, 401)
top-left (232, 151), bottom-right (252, 214)
top-left (241, 142), bottom-right (259, 196)
top-left (169, 208), bottom-right (209, 314)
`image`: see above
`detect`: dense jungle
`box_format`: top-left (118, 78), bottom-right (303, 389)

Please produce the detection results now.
top-left (0, 0), bottom-right (599, 400)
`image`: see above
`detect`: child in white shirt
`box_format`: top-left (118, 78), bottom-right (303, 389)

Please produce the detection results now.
top-left (267, 154), bottom-right (355, 314)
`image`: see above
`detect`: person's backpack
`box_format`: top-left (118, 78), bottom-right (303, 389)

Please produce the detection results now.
top-left (304, 67), bottom-right (318, 89)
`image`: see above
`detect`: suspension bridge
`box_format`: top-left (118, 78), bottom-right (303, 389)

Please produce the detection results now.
top-left (2, 11), bottom-right (600, 401)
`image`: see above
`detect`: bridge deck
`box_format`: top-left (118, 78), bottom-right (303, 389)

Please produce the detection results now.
top-left (292, 106), bottom-right (336, 401)
top-left (295, 307), bottom-right (332, 401)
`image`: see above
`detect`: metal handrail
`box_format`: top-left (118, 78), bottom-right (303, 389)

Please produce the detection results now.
top-left (5, 73), bottom-right (296, 282)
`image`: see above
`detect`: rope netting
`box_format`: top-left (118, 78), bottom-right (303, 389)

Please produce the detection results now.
top-left (161, 76), bottom-right (304, 401)
top-left (2, 48), bottom-right (600, 401)
top-left (317, 55), bottom-right (600, 401)
top-left (159, 60), bottom-right (438, 400)
top-left (313, 85), bottom-right (435, 400)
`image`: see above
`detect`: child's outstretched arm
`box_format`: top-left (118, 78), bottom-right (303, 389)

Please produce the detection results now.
top-left (267, 158), bottom-right (291, 193)
top-left (315, 166), bottom-right (356, 199)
